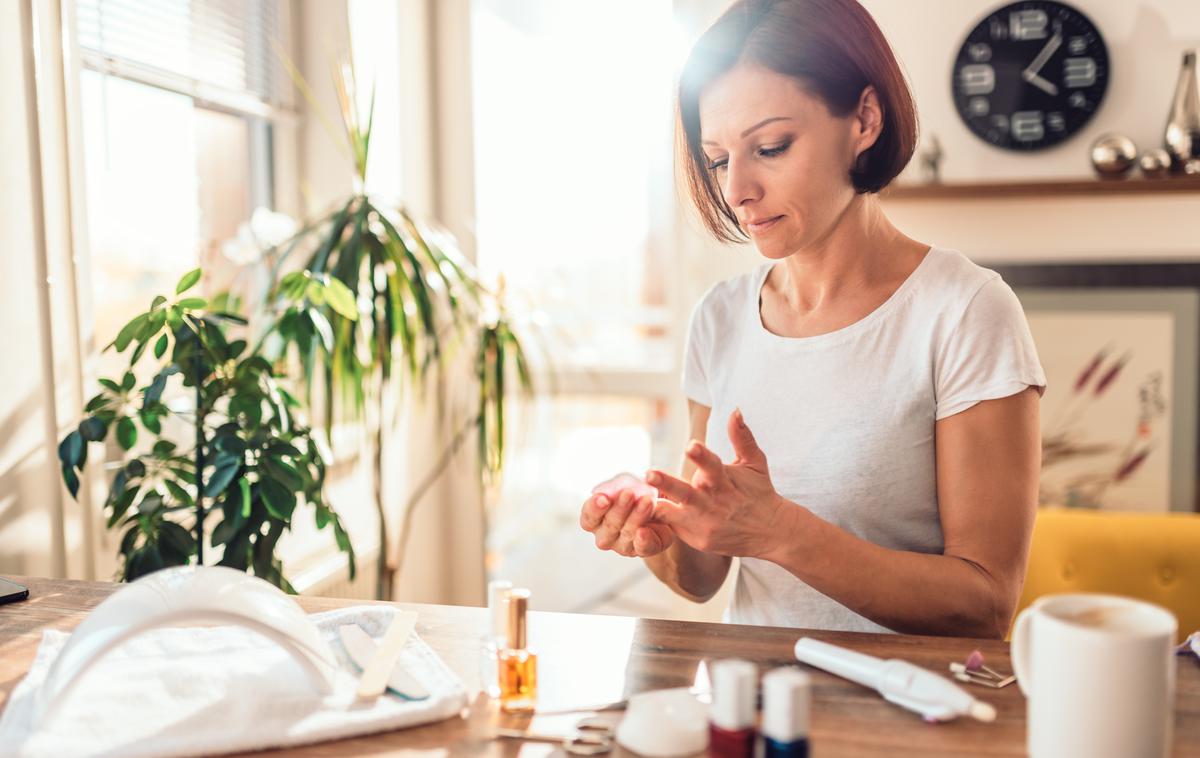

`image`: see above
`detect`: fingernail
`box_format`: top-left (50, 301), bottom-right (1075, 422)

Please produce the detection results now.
top-left (637, 498), bottom-right (649, 513)
top-left (597, 495), bottom-right (610, 508)
top-left (646, 472), bottom-right (660, 484)
top-left (736, 408), bottom-right (746, 427)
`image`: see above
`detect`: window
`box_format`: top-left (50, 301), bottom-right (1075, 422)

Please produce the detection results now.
top-left (470, 0), bottom-right (679, 373)
top-left (467, 0), bottom-right (695, 613)
top-left (74, 0), bottom-right (287, 368)
top-left (71, 0), bottom-right (300, 579)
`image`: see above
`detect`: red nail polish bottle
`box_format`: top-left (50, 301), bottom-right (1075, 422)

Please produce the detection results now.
top-left (709, 659), bottom-right (757, 758)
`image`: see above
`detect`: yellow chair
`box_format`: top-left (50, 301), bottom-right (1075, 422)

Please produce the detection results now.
top-left (1013, 507), bottom-right (1200, 643)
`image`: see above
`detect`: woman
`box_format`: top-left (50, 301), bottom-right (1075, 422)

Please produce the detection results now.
top-left (579, 0), bottom-right (1045, 638)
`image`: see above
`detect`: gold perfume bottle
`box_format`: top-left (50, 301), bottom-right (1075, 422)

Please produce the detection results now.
top-left (497, 588), bottom-right (537, 712)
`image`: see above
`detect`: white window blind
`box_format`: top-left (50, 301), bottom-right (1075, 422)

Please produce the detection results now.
top-left (75, 0), bottom-right (287, 116)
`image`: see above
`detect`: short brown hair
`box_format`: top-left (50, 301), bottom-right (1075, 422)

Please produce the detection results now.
top-left (678, 0), bottom-right (918, 242)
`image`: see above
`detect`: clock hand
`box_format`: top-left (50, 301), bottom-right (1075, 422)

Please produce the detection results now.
top-left (1022, 71), bottom-right (1059, 96)
top-left (1022, 31), bottom-right (1062, 79)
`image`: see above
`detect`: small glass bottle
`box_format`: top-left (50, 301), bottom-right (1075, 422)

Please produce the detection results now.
top-left (479, 579), bottom-right (512, 699)
top-left (762, 667), bottom-right (811, 758)
top-left (709, 659), bottom-right (756, 758)
top-left (497, 587), bottom-right (538, 712)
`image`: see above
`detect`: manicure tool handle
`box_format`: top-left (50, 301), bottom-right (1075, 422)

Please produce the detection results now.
top-left (793, 637), bottom-right (995, 723)
top-left (793, 637), bottom-right (885, 690)
top-left (357, 611), bottom-right (418, 698)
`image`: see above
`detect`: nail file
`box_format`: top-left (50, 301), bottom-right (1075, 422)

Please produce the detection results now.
top-left (339, 614), bottom-right (429, 700)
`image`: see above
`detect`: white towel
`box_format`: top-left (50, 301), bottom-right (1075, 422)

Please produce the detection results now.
top-left (0, 605), bottom-right (469, 757)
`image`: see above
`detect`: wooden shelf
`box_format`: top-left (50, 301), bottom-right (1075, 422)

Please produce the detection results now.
top-left (882, 175), bottom-right (1200, 200)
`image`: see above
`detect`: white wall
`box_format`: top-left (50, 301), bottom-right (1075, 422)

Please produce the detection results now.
top-left (867, 0), bottom-right (1200, 262)
top-left (868, 0), bottom-right (1200, 183)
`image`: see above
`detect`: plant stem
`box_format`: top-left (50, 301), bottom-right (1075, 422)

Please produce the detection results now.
top-left (391, 413), bottom-right (480, 592)
top-left (194, 363), bottom-right (205, 565)
top-left (374, 372), bottom-right (390, 600)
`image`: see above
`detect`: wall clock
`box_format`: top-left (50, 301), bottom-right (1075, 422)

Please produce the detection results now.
top-left (951, 1), bottom-right (1109, 151)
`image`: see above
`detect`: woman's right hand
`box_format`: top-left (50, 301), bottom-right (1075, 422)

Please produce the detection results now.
top-left (579, 490), bottom-right (676, 557)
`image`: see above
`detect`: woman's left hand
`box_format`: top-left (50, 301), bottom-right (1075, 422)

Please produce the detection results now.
top-left (647, 408), bottom-right (794, 558)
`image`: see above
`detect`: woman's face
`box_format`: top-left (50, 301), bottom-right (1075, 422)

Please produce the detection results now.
top-left (698, 63), bottom-right (870, 259)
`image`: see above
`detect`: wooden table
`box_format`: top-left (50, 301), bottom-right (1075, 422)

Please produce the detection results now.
top-left (2, 577), bottom-right (1197, 756)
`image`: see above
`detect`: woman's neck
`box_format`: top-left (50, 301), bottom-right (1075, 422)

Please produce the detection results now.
top-left (772, 194), bottom-right (920, 312)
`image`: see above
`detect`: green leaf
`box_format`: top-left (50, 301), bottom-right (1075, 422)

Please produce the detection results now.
top-left (153, 333), bottom-right (169, 359)
top-left (324, 276), bottom-right (358, 320)
top-left (107, 487), bottom-right (137, 528)
top-left (121, 371), bottom-right (136, 391)
top-left (239, 477), bottom-right (252, 518)
top-left (164, 479), bottom-right (194, 508)
top-left (158, 521), bottom-right (195, 557)
top-left (140, 410), bottom-right (162, 435)
top-left (130, 338), bottom-right (149, 364)
top-left (98, 378), bottom-right (121, 393)
top-left (137, 493), bottom-right (164, 516)
top-left (218, 531), bottom-right (251, 571)
top-left (116, 417), bottom-right (137, 450)
top-left (112, 314), bottom-right (147, 352)
top-left (120, 525), bottom-right (140, 555)
top-left (127, 543), bottom-right (165, 579)
top-left (314, 505), bottom-right (331, 529)
top-left (279, 271), bottom-right (310, 301)
top-left (79, 416), bottom-right (107, 442)
top-left (144, 370), bottom-right (170, 407)
top-left (177, 297), bottom-right (207, 310)
top-left (213, 312), bottom-right (248, 325)
top-left (259, 477), bottom-right (296, 521)
top-left (211, 517), bottom-right (239, 547)
top-left (266, 441), bottom-right (303, 459)
top-left (305, 280), bottom-right (326, 306)
top-left (262, 458), bottom-right (304, 491)
top-left (150, 295), bottom-right (167, 310)
top-left (61, 465), bottom-right (80, 498)
top-left (204, 460), bottom-right (240, 498)
top-left (175, 268), bottom-right (202, 295)
top-left (57, 431), bottom-right (83, 468)
top-left (85, 394), bottom-right (110, 413)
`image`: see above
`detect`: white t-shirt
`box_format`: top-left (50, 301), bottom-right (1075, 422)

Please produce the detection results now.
top-left (681, 247), bottom-right (1047, 632)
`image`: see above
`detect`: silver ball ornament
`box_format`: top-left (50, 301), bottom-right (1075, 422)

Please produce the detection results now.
top-left (1090, 133), bottom-right (1138, 178)
top-left (1138, 148), bottom-right (1172, 178)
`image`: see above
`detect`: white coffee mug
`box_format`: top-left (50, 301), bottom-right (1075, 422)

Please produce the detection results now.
top-left (1011, 593), bottom-right (1177, 758)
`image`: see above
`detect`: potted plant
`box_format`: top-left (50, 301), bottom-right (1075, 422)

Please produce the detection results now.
top-left (57, 269), bottom-right (356, 589)
top-left (265, 57), bottom-right (535, 598)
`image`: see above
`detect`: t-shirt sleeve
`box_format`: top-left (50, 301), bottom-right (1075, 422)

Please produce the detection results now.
top-left (935, 276), bottom-right (1047, 420)
top-left (681, 296), bottom-right (713, 406)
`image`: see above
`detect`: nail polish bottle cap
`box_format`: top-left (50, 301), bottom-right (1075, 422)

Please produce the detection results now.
top-left (505, 588), bottom-right (530, 650)
top-left (710, 659), bottom-right (756, 731)
top-left (762, 667), bottom-right (811, 742)
top-left (487, 579), bottom-right (512, 640)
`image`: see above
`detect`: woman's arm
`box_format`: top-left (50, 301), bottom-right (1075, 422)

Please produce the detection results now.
top-left (651, 388), bottom-right (1040, 638)
top-left (643, 400), bottom-right (732, 602)
top-left (769, 388), bottom-right (1040, 637)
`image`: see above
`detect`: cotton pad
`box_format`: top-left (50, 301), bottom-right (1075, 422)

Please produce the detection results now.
top-left (591, 472), bottom-right (658, 501)
top-left (615, 688), bottom-right (709, 757)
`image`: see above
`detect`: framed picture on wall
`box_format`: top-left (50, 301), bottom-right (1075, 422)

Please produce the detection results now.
top-left (988, 262), bottom-right (1200, 513)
